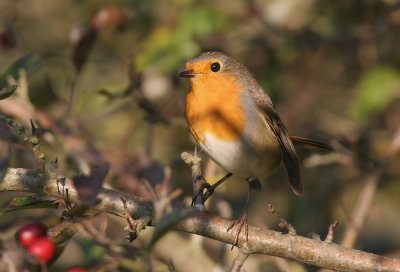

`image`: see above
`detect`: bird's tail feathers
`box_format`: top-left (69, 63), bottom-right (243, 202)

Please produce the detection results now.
top-left (290, 136), bottom-right (333, 151)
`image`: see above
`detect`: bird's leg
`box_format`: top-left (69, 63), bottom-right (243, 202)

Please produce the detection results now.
top-left (227, 182), bottom-right (253, 248)
top-left (203, 172), bottom-right (233, 201)
top-left (192, 173), bottom-right (233, 206)
top-left (191, 175), bottom-right (210, 208)
top-left (247, 177), bottom-right (262, 191)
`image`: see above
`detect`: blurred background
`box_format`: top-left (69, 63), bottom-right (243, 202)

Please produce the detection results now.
top-left (0, 0), bottom-right (400, 271)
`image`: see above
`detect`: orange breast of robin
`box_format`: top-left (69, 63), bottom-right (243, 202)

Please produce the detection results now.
top-left (185, 73), bottom-right (246, 143)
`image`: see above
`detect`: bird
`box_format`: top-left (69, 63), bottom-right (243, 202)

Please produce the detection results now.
top-left (179, 51), bottom-right (331, 245)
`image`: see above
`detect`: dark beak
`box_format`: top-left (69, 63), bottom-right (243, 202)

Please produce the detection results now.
top-left (179, 69), bottom-right (197, 78)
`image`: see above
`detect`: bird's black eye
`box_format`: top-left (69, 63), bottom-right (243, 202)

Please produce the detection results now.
top-left (210, 62), bottom-right (221, 72)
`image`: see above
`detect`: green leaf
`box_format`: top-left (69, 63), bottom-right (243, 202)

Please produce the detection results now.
top-left (147, 209), bottom-right (194, 249)
top-left (351, 66), bottom-right (400, 122)
top-left (78, 238), bottom-right (107, 263)
top-left (3, 195), bottom-right (58, 214)
top-left (0, 85), bottom-right (17, 100)
top-left (0, 55), bottom-right (42, 90)
top-left (179, 6), bottom-right (227, 37)
top-left (134, 5), bottom-right (226, 73)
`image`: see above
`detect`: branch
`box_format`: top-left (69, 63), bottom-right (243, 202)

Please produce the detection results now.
top-left (230, 250), bottom-right (249, 272)
top-left (1, 168), bottom-right (400, 272)
top-left (181, 150), bottom-right (206, 210)
top-left (0, 168), bottom-right (153, 222)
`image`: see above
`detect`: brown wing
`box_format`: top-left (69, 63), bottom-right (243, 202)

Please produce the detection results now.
top-left (242, 73), bottom-right (304, 195)
top-left (260, 106), bottom-right (303, 196)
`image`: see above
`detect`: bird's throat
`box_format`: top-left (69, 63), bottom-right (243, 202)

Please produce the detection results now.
top-left (185, 76), bottom-right (246, 143)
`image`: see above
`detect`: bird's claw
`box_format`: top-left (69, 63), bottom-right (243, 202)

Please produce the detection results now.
top-left (227, 215), bottom-right (249, 249)
top-left (191, 178), bottom-right (211, 207)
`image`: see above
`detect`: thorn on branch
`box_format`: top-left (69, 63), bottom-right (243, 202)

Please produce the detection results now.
top-left (267, 204), bottom-right (296, 235)
top-left (30, 119), bottom-right (40, 136)
top-left (2, 116), bottom-right (46, 171)
top-left (57, 179), bottom-right (72, 210)
top-left (325, 220), bottom-right (338, 243)
top-left (29, 119), bottom-right (45, 171)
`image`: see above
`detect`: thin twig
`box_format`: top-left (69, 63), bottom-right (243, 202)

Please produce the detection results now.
top-left (267, 204), bottom-right (296, 235)
top-left (78, 219), bottom-right (125, 254)
top-left (181, 151), bottom-right (206, 210)
top-left (325, 220), bottom-right (338, 243)
top-left (121, 197), bottom-right (137, 233)
top-left (230, 250), bottom-right (249, 272)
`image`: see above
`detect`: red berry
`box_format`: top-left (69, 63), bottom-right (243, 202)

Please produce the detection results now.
top-left (16, 222), bottom-right (47, 247)
top-left (66, 268), bottom-right (87, 272)
top-left (28, 237), bottom-right (56, 262)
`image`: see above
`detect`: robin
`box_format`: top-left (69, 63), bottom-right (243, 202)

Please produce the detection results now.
top-left (179, 51), bottom-right (331, 245)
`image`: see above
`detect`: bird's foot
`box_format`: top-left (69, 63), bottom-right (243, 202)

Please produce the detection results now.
top-left (227, 213), bottom-right (249, 249)
top-left (191, 176), bottom-right (210, 207)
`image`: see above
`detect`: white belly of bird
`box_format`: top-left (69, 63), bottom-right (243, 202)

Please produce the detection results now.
top-left (201, 131), bottom-right (281, 179)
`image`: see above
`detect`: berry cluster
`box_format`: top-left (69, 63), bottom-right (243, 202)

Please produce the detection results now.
top-left (16, 222), bottom-right (55, 262)
top-left (15, 222), bottom-right (87, 271)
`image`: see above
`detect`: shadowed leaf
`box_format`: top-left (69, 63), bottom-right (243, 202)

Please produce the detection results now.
top-left (4, 195), bottom-right (59, 214)
top-left (0, 118), bottom-right (17, 142)
top-left (0, 153), bottom-right (9, 182)
top-left (0, 85), bottom-right (17, 100)
top-left (137, 160), bottom-right (165, 186)
top-left (0, 55), bottom-right (42, 90)
top-left (72, 162), bottom-right (109, 206)
top-left (147, 210), bottom-right (194, 249)
top-left (71, 26), bottom-right (98, 72)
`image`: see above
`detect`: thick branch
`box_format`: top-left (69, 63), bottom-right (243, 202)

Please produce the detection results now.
top-left (1, 168), bottom-right (400, 272)
top-left (0, 168), bottom-right (153, 221)
top-left (175, 212), bottom-right (400, 272)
